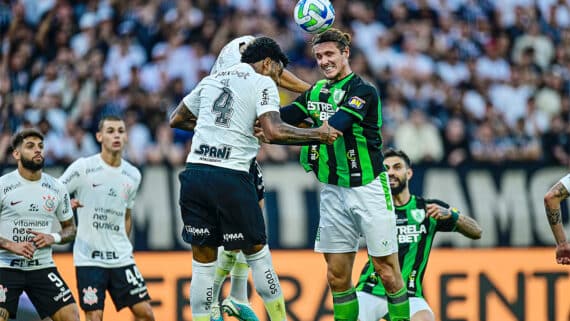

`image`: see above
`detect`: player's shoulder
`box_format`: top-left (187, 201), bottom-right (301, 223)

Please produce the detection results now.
top-left (0, 170), bottom-right (18, 185)
top-left (348, 74), bottom-right (378, 94)
top-left (120, 159), bottom-right (142, 182)
top-left (424, 197), bottom-right (450, 208)
top-left (41, 172), bottom-right (68, 193)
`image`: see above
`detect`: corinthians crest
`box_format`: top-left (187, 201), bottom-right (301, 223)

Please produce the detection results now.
top-left (42, 195), bottom-right (56, 212)
top-left (83, 286), bottom-right (98, 305)
top-left (410, 209), bottom-right (425, 223)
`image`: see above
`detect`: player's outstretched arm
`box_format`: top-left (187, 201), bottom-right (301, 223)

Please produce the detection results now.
top-left (544, 181), bottom-right (570, 265)
top-left (279, 69), bottom-right (311, 93)
top-left (258, 111), bottom-right (341, 145)
top-left (426, 203), bottom-right (482, 239)
top-left (169, 101), bottom-right (197, 132)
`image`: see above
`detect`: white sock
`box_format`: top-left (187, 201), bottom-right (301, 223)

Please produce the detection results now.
top-left (213, 249), bottom-right (237, 304)
top-left (191, 260), bottom-right (216, 321)
top-left (230, 251), bottom-right (250, 302)
top-left (245, 245), bottom-right (287, 321)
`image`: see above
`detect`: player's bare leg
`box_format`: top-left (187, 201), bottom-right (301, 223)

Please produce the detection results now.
top-left (50, 303), bottom-right (80, 321)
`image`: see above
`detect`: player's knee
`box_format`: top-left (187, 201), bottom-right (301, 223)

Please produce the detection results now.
top-left (326, 266), bottom-right (351, 290)
top-left (132, 301), bottom-right (155, 321)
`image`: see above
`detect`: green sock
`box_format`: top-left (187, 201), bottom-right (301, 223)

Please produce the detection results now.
top-left (264, 296), bottom-right (287, 321)
top-left (386, 287), bottom-right (410, 321)
top-left (332, 288), bottom-right (359, 321)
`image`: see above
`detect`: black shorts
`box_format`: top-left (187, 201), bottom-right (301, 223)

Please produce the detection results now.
top-left (0, 267), bottom-right (75, 319)
top-left (249, 159), bottom-right (265, 202)
top-left (179, 163), bottom-right (267, 250)
top-left (76, 264), bottom-right (150, 312)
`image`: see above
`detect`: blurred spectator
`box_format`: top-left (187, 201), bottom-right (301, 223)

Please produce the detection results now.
top-left (542, 115), bottom-right (570, 166)
top-left (146, 123), bottom-right (185, 166)
top-left (442, 117), bottom-right (471, 166)
top-left (394, 108), bottom-right (443, 163)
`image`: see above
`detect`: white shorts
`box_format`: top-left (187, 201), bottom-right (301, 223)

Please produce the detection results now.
top-left (356, 291), bottom-right (433, 321)
top-left (314, 172), bottom-right (398, 257)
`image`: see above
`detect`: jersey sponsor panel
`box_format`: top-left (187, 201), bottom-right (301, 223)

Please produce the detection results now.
top-left (0, 171), bottom-right (72, 270)
top-left (59, 155), bottom-right (141, 267)
top-left (296, 74), bottom-right (384, 187)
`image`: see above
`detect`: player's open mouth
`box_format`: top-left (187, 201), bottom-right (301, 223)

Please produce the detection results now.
top-left (112, 142), bottom-right (121, 147)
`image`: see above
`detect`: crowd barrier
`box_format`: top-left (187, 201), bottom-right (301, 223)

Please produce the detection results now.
top-left (49, 248), bottom-right (569, 321)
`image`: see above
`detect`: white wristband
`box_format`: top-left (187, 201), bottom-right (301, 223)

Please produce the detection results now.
top-left (50, 233), bottom-right (62, 244)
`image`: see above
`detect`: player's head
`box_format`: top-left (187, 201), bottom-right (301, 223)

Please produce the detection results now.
top-left (97, 115), bottom-right (127, 154)
top-left (241, 36), bottom-right (289, 85)
top-left (311, 28), bottom-right (352, 81)
top-left (383, 148), bottom-right (412, 195)
top-left (11, 128), bottom-right (45, 171)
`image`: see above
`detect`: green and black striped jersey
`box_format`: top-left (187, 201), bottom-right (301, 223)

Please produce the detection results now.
top-left (356, 196), bottom-right (456, 297)
top-left (292, 73), bottom-right (384, 187)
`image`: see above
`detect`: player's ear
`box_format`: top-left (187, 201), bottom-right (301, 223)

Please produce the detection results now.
top-left (407, 167), bottom-right (413, 180)
top-left (12, 147), bottom-right (20, 161)
top-left (95, 131), bottom-right (103, 143)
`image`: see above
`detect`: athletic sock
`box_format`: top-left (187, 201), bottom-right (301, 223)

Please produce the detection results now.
top-left (191, 260), bottom-right (216, 321)
top-left (244, 245), bottom-right (287, 321)
top-left (230, 251), bottom-right (250, 302)
top-left (332, 287), bottom-right (359, 321)
top-left (213, 249), bottom-right (237, 303)
top-left (386, 286), bottom-right (410, 321)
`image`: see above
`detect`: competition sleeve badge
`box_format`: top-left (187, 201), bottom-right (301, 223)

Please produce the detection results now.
top-left (347, 96), bottom-right (365, 110)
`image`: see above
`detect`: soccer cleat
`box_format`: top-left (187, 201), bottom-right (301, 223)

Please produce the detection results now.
top-left (221, 297), bottom-right (260, 321)
top-left (211, 303), bottom-right (224, 321)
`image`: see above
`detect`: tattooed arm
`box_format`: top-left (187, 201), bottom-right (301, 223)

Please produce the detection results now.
top-left (169, 101), bottom-right (197, 132)
top-left (543, 180), bottom-right (570, 265)
top-left (258, 111), bottom-right (341, 145)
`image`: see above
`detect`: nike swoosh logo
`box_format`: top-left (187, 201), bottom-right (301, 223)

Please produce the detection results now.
top-left (92, 183), bottom-right (102, 188)
top-left (62, 295), bottom-right (72, 302)
top-left (10, 201), bottom-right (22, 206)
top-left (138, 291), bottom-right (148, 299)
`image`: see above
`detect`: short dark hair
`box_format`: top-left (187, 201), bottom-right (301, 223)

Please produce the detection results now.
top-left (98, 115), bottom-right (123, 131)
top-left (11, 128), bottom-right (44, 150)
top-left (241, 37), bottom-right (289, 67)
top-left (383, 148), bottom-right (412, 168)
top-left (312, 28), bottom-right (351, 51)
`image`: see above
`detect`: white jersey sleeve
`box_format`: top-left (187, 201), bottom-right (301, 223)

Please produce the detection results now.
top-left (211, 35), bottom-right (255, 74)
top-left (182, 84), bottom-right (202, 116)
top-left (559, 174), bottom-right (570, 192)
top-left (255, 76), bottom-right (281, 117)
top-left (59, 157), bottom-right (86, 194)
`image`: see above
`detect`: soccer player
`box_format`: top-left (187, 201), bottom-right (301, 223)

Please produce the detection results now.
top-left (278, 28), bottom-right (410, 321)
top-left (543, 174), bottom-right (570, 265)
top-left (58, 116), bottom-right (155, 321)
top-left (0, 129), bottom-right (79, 321)
top-left (169, 36), bottom-right (341, 321)
top-left (209, 35), bottom-right (312, 321)
top-left (355, 148), bottom-right (483, 321)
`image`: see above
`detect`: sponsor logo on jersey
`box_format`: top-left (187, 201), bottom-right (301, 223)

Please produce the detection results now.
top-left (42, 195), bottom-right (56, 212)
top-left (223, 232), bottom-right (244, 242)
top-left (194, 144), bottom-right (232, 161)
top-left (214, 69), bottom-right (250, 79)
top-left (108, 188), bottom-right (118, 197)
top-left (61, 171), bottom-right (79, 185)
top-left (261, 88), bottom-right (270, 105)
top-left (347, 149), bottom-right (358, 169)
top-left (184, 225), bottom-right (211, 236)
top-left (29, 203), bottom-right (39, 212)
top-left (0, 285), bottom-right (7, 303)
top-left (86, 166), bottom-right (103, 174)
top-left (121, 183), bottom-right (132, 201)
top-left (332, 88), bottom-right (346, 104)
top-left (397, 225), bottom-right (428, 243)
top-left (307, 101), bottom-right (337, 121)
top-left (92, 183), bottom-right (103, 188)
top-left (309, 146), bottom-right (319, 161)
top-left (91, 250), bottom-right (119, 260)
top-left (82, 286), bottom-right (98, 305)
top-left (347, 96), bottom-right (365, 110)
top-left (3, 182), bottom-right (21, 194)
top-left (10, 200), bottom-right (22, 206)
top-left (41, 182), bottom-right (58, 193)
top-left (410, 209), bottom-right (426, 223)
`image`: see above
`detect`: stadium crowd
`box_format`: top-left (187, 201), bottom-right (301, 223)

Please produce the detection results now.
top-left (0, 0), bottom-right (569, 168)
